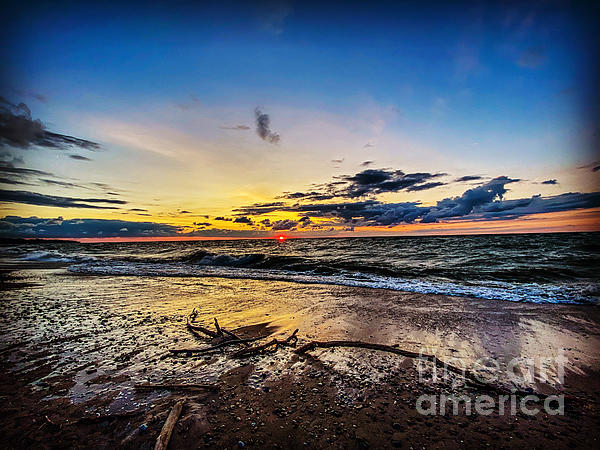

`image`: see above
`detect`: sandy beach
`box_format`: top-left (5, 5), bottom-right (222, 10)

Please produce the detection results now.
top-left (1, 264), bottom-right (599, 448)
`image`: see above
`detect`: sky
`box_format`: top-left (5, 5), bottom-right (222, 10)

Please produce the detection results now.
top-left (1, 0), bottom-right (599, 240)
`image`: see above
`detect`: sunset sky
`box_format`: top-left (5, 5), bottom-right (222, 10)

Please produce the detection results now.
top-left (1, 0), bottom-right (599, 239)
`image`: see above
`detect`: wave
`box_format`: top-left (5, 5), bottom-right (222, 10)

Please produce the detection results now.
top-left (68, 261), bottom-right (600, 305)
top-left (19, 250), bottom-right (93, 264)
top-left (106, 250), bottom-right (594, 282)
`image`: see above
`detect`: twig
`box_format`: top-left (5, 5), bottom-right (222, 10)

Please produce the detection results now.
top-left (134, 383), bottom-right (218, 392)
top-left (154, 400), bottom-right (184, 450)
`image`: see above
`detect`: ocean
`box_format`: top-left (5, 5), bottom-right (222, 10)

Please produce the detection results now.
top-left (2, 232), bottom-right (599, 304)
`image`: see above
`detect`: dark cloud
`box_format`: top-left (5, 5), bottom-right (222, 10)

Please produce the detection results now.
top-left (231, 175), bottom-right (600, 228)
top-left (406, 181), bottom-right (446, 192)
top-left (361, 161), bottom-right (374, 167)
top-left (0, 189), bottom-right (127, 209)
top-left (270, 219), bottom-right (298, 231)
top-left (455, 175), bottom-right (483, 182)
top-left (297, 168), bottom-right (447, 199)
top-left (0, 164), bottom-right (52, 177)
top-left (233, 201), bottom-right (286, 216)
top-left (39, 179), bottom-right (85, 189)
top-left (233, 216), bottom-right (254, 225)
top-left (421, 177), bottom-right (520, 222)
top-left (180, 210), bottom-right (191, 214)
top-left (0, 214), bottom-right (270, 239)
top-left (254, 108), bottom-right (280, 144)
top-left (69, 154), bottom-right (92, 161)
top-left (214, 216), bottom-right (232, 221)
top-left (541, 179), bottom-right (558, 185)
top-left (0, 216), bottom-right (181, 238)
top-left (594, 166), bottom-right (600, 173)
top-left (0, 177), bottom-right (33, 186)
top-left (219, 125), bottom-right (250, 130)
top-left (193, 222), bottom-right (211, 227)
top-left (331, 158), bottom-right (344, 163)
top-left (0, 97), bottom-right (100, 150)
top-left (129, 208), bottom-right (148, 212)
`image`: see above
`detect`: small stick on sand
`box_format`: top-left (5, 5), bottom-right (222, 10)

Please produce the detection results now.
top-left (154, 400), bottom-right (184, 450)
top-left (135, 383), bottom-right (218, 392)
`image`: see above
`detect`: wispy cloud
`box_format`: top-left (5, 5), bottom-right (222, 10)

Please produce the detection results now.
top-left (0, 189), bottom-right (127, 209)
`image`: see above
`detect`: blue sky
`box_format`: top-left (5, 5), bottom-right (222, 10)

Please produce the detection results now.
top-left (1, 0), bottom-right (599, 238)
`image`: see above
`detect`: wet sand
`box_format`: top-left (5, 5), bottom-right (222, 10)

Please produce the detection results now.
top-left (1, 265), bottom-right (599, 448)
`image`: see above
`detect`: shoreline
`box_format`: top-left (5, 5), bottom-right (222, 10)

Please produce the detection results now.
top-left (4, 260), bottom-right (597, 305)
top-left (1, 266), bottom-right (599, 448)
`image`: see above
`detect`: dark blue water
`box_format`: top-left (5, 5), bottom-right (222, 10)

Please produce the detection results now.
top-left (2, 232), bottom-right (599, 304)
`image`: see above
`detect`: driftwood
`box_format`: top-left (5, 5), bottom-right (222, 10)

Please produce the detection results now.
top-left (154, 400), bottom-right (184, 450)
top-left (187, 310), bottom-right (218, 338)
top-left (134, 383), bottom-right (218, 392)
top-left (232, 329), bottom-right (299, 358)
top-left (222, 328), bottom-right (247, 345)
top-left (187, 310), bottom-right (247, 346)
top-left (170, 334), bottom-right (271, 355)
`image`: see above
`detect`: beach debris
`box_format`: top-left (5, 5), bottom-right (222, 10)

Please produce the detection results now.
top-left (187, 309), bottom-right (219, 338)
top-left (232, 329), bottom-right (298, 358)
top-left (169, 334), bottom-right (271, 355)
top-left (134, 383), bottom-right (218, 392)
top-left (154, 399), bottom-right (184, 450)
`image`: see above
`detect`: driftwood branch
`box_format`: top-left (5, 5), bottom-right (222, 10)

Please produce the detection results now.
top-left (170, 334), bottom-right (271, 355)
top-left (232, 329), bottom-right (298, 358)
top-left (187, 310), bottom-right (219, 338)
top-left (135, 383), bottom-right (218, 392)
top-left (154, 400), bottom-right (184, 450)
top-left (222, 328), bottom-right (248, 345)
